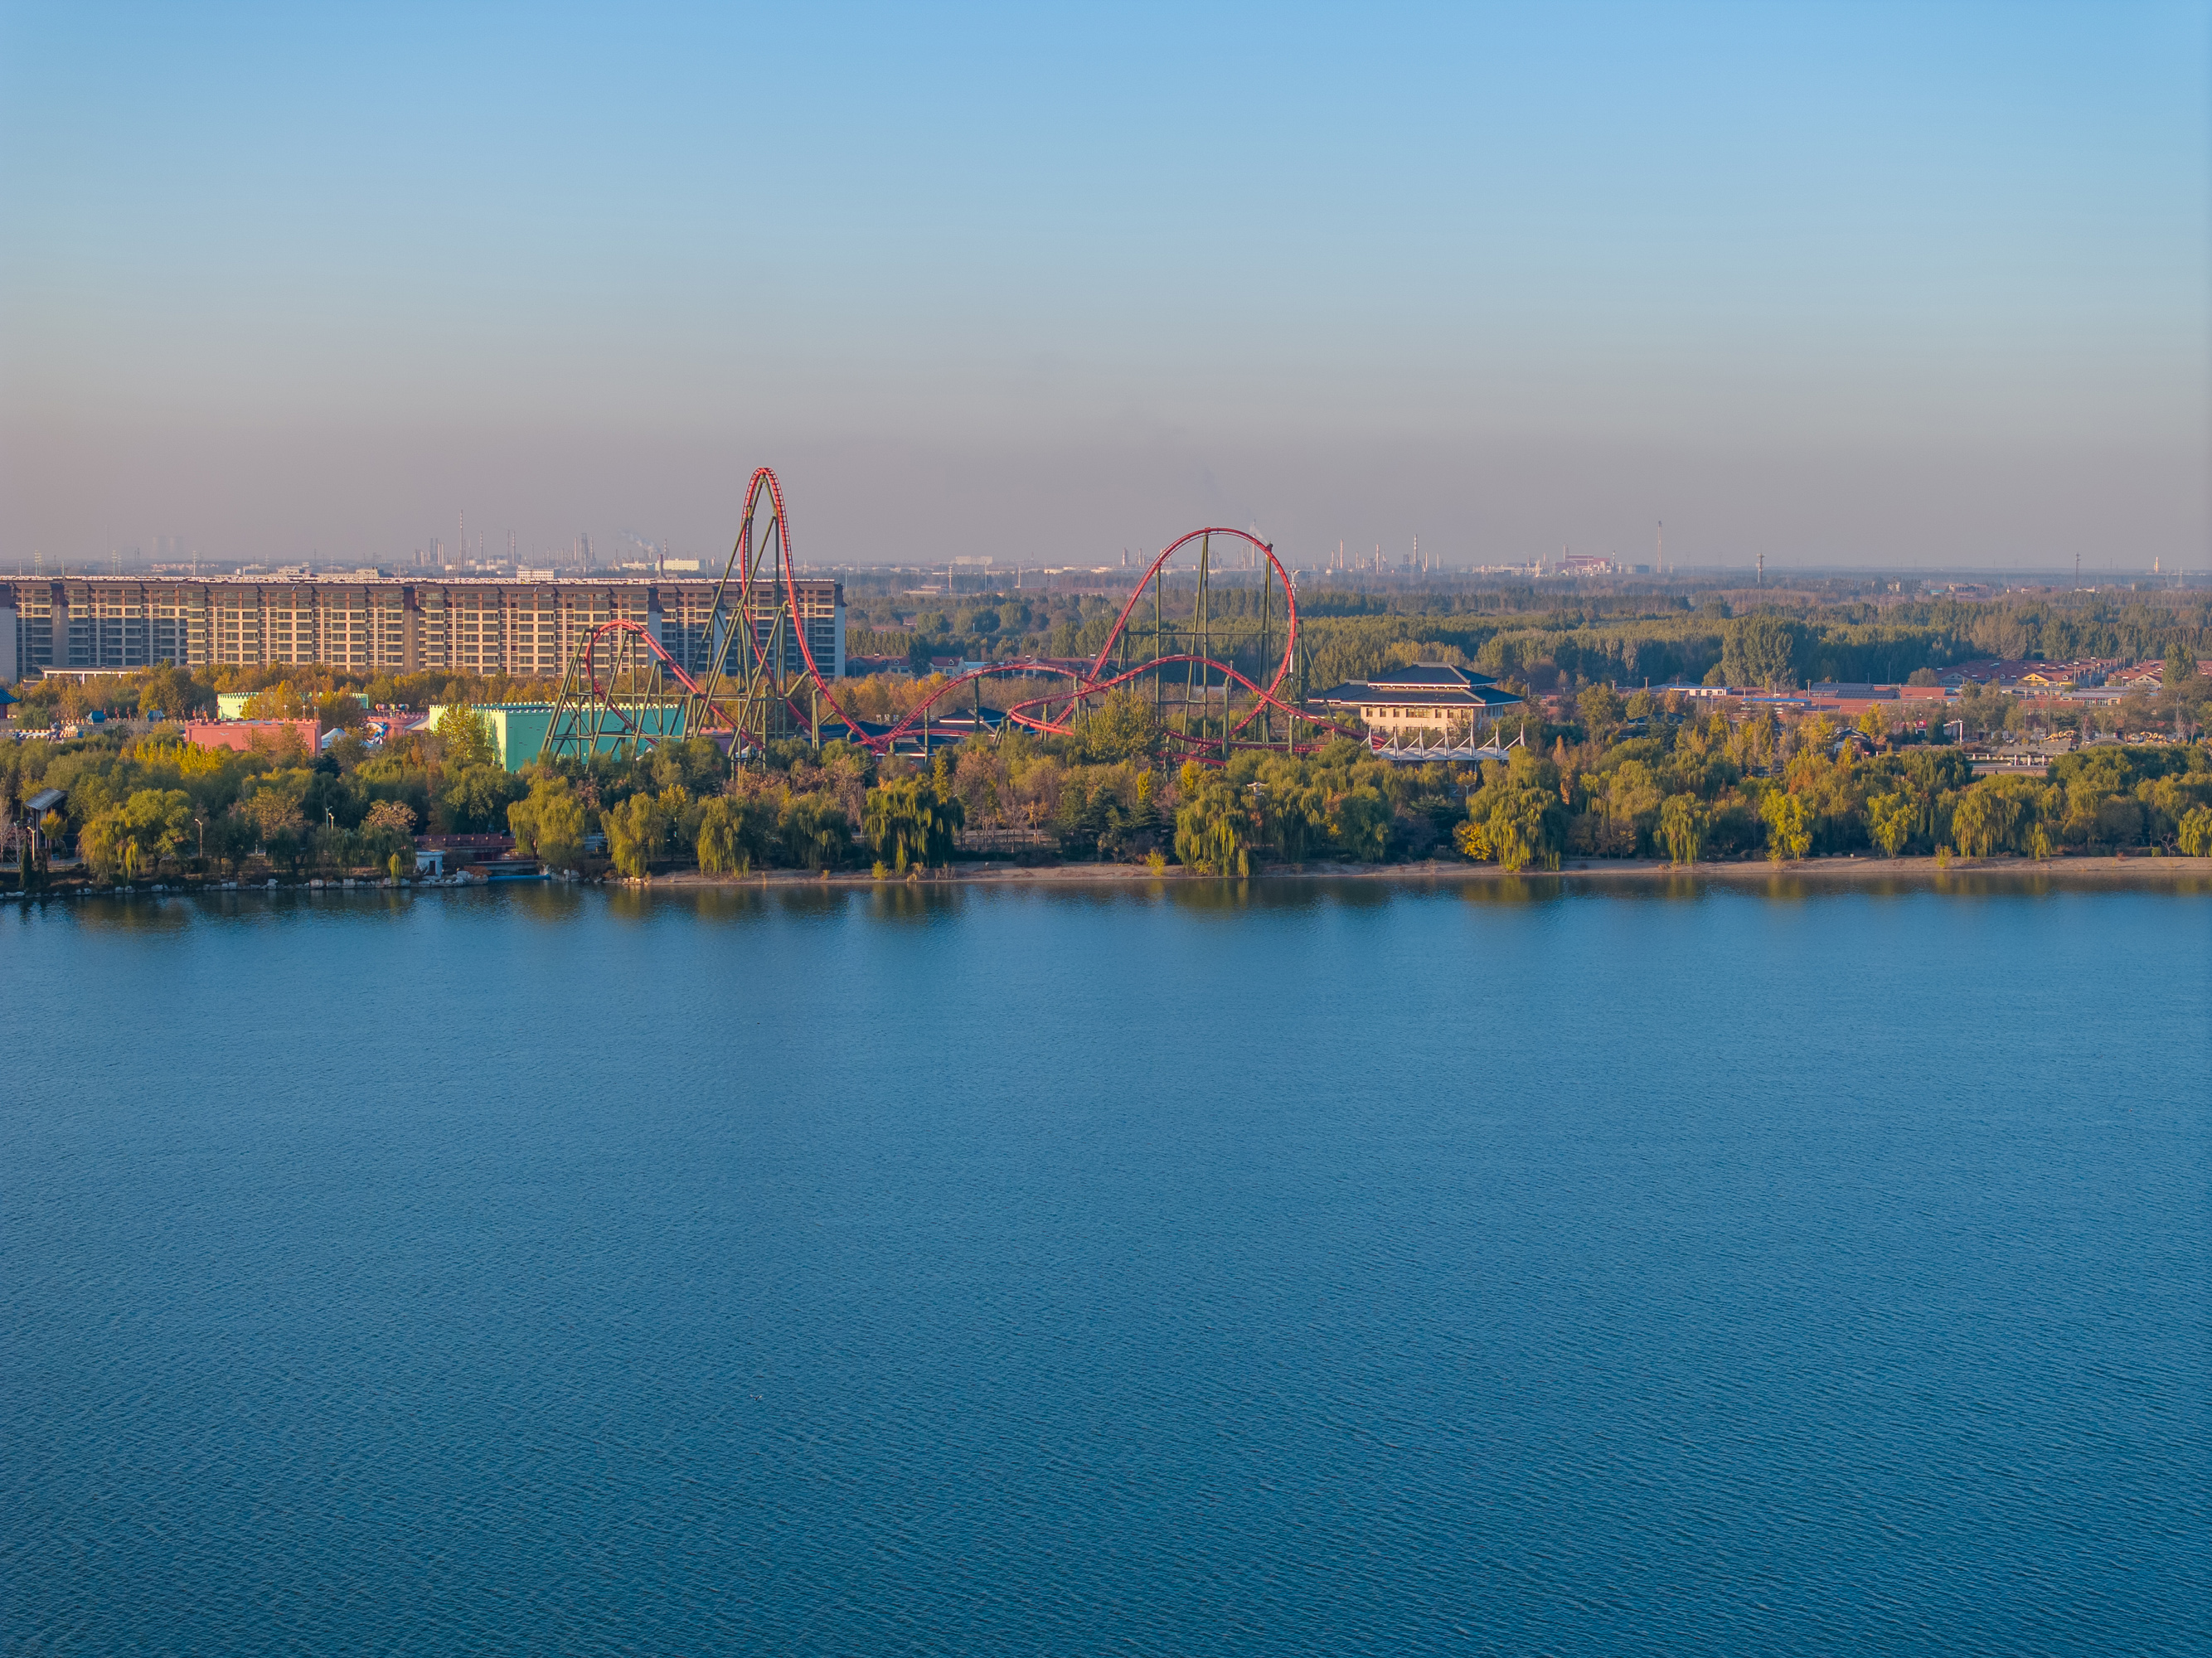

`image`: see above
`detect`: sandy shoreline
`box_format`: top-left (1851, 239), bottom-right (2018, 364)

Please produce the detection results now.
top-left (649, 854), bottom-right (2212, 890)
top-left (11, 853), bottom-right (2205, 902)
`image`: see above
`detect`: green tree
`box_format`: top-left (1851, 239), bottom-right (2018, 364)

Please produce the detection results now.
top-left (442, 764), bottom-right (525, 832)
top-left (2163, 643), bottom-right (2200, 696)
top-left (1257, 759), bottom-right (1331, 861)
top-left (1721, 617), bottom-right (1801, 690)
top-left (356, 812), bottom-right (415, 875)
top-left (1760, 790), bottom-right (1812, 862)
top-left (1081, 689), bottom-right (1161, 764)
top-left (1174, 773), bottom-right (1252, 875)
top-left (80, 809), bottom-right (129, 881)
top-left (1456, 786), bottom-right (1565, 873)
top-left (241, 681), bottom-right (313, 720)
top-left (240, 782), bottom-right (309, 871)
top-left (1657, 793), bottom-right (1706, 865)
top-left (648, 737), bottom-right (728, 798)
top-left (308, 822), bottom-right (357, 872)
top-left (1867, 789), bottom-right (1918, 858)
top-left (2179, 804), bottom-right (2212, 858)
top-left (507, 774), bottom-right (589, 870)
top-left (137, 664), bottom-right (211, 720)
top-left (436, 704), bottom-right (499, 771)
top-left (1955, 683), bottom-right (2015, 742)
top-left (1330, 783), bottom-right (1394, 862)
top-left (695, 796), bottom-right (764, 875)
top-left (2093, 795), bottom-right (2143, 848)
top-left (121, 788), bottom-right (194, 870)
top-left (203, 808), bottom-right (257, 876)
top-left (605, 791), bottom-right (671, 878)
top-left (863, 776), bottom-right (963, 871)
top-left (779, 793), bottom-right (852, 870)
top-left (1576, 682), bottom-right (1625, 739)
top-left (1951, 781), bottom-right (2009, 857)
top-left (1598, 759), bottom-right (1664, 855)
top-left (316, 691), bottom-right (367, 732)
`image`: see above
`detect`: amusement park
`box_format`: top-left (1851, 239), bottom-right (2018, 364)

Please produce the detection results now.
top-left (535, 467), bottom-right (1511, 770)
top-left (23, 467), bottom-right (2184, 889)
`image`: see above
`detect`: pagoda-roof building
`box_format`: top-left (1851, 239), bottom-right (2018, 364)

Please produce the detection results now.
top-left (1310, 662), bottom-right (1524, 735)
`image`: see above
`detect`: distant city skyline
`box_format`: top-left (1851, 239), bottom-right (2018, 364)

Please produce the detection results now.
top-left (2, 2), bottom-right (2205, 570)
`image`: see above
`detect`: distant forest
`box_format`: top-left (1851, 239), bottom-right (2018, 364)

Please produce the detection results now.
top-left (842, 579), bottom-right (2212, 696)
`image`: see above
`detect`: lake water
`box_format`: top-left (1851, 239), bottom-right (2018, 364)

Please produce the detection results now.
top-left (3, 877), bottom-right (2206, 1654)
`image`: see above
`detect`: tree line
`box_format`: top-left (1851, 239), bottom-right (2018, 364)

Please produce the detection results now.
top-left (7, 661), bottom-right (2210, 889)
top-left (840, 577), bottom-right (2210, 711)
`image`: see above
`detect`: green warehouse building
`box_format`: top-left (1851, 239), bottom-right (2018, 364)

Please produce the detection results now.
top-left (425, 703), bottom-right (688, 771)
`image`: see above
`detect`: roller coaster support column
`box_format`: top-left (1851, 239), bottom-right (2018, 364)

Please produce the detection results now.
top-left (1259, 556), bottom-right (1273, 749)
top-left (1153, 571), bottom-right (1164, 726)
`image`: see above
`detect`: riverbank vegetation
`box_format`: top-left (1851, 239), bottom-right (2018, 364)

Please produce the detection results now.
top-left (8, 688), bottom-right (2209, 890)
top-left (5, 584), bottom-right (2208, 885)
top-left (0, 707), bottom-right (529, 885)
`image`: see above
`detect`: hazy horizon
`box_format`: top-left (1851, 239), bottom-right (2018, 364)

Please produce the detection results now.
top-left (4, 3), bottom-right (2205, 571)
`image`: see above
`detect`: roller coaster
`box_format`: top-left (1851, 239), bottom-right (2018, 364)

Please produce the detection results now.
top-left (540, 468), bottom-right (1360, 764)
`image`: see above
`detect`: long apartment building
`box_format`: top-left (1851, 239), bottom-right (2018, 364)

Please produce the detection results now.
top-left (1, 575), bottom-right (844, 683)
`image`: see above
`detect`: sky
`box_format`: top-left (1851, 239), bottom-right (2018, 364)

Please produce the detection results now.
top-left (2, 1), bottom-right (2206, 572)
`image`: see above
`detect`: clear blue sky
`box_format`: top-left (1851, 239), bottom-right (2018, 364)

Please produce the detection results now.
top-left (2, 2), bottom-right (2205, 570)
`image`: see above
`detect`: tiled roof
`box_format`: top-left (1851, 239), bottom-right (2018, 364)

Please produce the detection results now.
top-left (1312, 681), bottom-right (1524, 709)
top-left (1364, 662), bottom-right (1500, 690)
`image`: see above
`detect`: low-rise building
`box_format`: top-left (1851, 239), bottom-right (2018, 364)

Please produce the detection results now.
top-left (1943, 657), bottom-right (2133, 691)
top-left (1810, 682), bottom-right (1899, 701)
top-left (845, 654), bottom-right (913, 677)
top-left (1309, 662), bottom-right (1524, 736)
top-left (183, 718), bottom-right (321, 754)
top-left (2105, 659), bottom-right (2208, 690)
top-left (425, 701), bottom-right (687, 770)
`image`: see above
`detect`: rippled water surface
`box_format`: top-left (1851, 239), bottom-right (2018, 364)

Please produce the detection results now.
top-left (3, 878), bottom-right (2207, 1654)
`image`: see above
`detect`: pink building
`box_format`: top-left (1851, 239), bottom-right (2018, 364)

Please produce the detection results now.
top-left (183, 719), bottom-right (321, 754)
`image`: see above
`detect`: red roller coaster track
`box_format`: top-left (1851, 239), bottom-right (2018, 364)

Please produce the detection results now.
top-left (541, 468), bottom-right (1361, 764)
